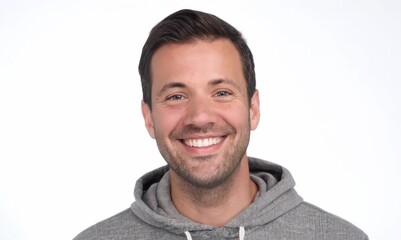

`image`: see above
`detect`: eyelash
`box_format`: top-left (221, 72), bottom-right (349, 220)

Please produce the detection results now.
top-left (166, 94), bottom-right (185, 101)
top-left (215, 90), bottom-right (232, 97)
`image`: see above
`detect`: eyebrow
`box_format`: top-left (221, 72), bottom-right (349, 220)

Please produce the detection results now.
top-left (209, 78), bottom-right (242, 92)
top-left (157, 82), bottom-right (187, 97)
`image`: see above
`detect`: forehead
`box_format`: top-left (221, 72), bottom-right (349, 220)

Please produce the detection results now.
top-left (150, 39), bottom-right (244, 86)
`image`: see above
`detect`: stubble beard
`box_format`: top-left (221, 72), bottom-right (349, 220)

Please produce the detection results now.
top-left (154, 122), bottom-right (251, 190)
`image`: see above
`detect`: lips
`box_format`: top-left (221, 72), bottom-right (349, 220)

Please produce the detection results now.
top-left (183, 137), bottom-right (224, 147)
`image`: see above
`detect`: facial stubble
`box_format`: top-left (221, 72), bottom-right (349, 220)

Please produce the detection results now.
top-left (154, 120), bottom-right (251, 191)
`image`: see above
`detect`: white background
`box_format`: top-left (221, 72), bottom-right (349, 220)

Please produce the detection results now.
top-left (1, 0), bottom-right (400, 239)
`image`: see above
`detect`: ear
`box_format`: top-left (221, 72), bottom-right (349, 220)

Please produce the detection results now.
top-left (141, 100), bottom-right (155, 139)
top-left (249, 89), bottom-right (260, 130)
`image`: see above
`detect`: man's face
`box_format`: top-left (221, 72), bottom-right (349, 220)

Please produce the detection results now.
top-left (142, 39), bottom-right (260, 188)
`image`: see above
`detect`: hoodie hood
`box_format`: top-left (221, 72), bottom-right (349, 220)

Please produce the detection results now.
top-left (131, 157), bottom-right (303, 239)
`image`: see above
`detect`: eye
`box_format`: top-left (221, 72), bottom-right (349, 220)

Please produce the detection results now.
top-left (166, 94), bottom-right (184, 101)
top-left (215, 91), bottom-right (232, 97)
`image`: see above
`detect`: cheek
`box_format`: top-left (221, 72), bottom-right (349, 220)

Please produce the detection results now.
top-left (153, 110), bottom-right (183, 136)
top-left (220, 106), bottom-right (250, 129)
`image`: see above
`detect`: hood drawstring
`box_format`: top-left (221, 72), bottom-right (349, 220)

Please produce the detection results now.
top-left (184, 226), bottom-right (245, 240)
top-left (239, 226), bottom-right (245, 240)
top-left (184, 231), bottom-right (192, 240)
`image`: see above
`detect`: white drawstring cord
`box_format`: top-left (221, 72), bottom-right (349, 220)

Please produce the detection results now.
top-left (185, 227), bottom-right (245, 240)
top-left (184, 230), bottom-right (192, 240)
top-left (239, 226), bottom-right (245, 240)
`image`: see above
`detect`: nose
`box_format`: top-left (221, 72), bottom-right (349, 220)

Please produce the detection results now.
top-left (183, 96), bottom-right (217, 128)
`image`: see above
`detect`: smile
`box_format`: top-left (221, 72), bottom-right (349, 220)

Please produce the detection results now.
top-left (183, 137), bottom-right (224, 148)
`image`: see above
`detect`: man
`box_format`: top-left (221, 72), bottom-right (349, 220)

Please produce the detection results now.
top-left (74, 9), bottom-right (367, 240)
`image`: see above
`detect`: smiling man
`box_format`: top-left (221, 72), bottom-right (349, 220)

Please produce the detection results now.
top-left (143, 38), bottom-right (260, 228)
top-left (74, 9), bottom-right (368, 240)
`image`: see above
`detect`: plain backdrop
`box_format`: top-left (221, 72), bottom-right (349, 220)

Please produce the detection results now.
top-left (1, 0), bottom-right (400, 239)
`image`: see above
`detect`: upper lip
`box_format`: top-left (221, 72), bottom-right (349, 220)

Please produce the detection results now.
top-left (179, 133), bottom-right (226, 142)
top-left (180, 134), bottom-right (225, 139)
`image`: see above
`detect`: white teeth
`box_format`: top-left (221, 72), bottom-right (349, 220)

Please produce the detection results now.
top-left (184, 137), bottom-right (222, 147)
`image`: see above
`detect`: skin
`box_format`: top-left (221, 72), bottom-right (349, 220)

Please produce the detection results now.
top-left (141, 38), bottom-right (260, 227)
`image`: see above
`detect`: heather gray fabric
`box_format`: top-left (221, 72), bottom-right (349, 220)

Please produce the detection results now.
top-left (74, 157), bottom-right (368, 239)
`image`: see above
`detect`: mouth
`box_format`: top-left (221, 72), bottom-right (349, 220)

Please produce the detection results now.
top-left (182, 137), bottom-right (224, 148)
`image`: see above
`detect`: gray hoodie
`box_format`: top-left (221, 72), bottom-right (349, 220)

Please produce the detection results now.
top-left (74, 157), bottom-right (368, 239)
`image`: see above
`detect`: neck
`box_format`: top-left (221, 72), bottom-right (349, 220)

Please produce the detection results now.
top-left (170, 158), bottom-right (258, 227)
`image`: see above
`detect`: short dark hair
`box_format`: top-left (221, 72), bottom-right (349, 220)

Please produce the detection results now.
top-left (138, 9), bottom-right (256, 108)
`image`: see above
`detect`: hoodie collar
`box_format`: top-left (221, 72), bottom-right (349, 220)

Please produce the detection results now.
top-left (131, 157), bottom-right (303, 237)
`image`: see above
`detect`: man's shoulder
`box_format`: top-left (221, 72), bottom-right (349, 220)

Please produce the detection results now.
top-left (281, 201), bottom-right (368, 239)
top-left (73, 208), bottom-right (137, 240)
